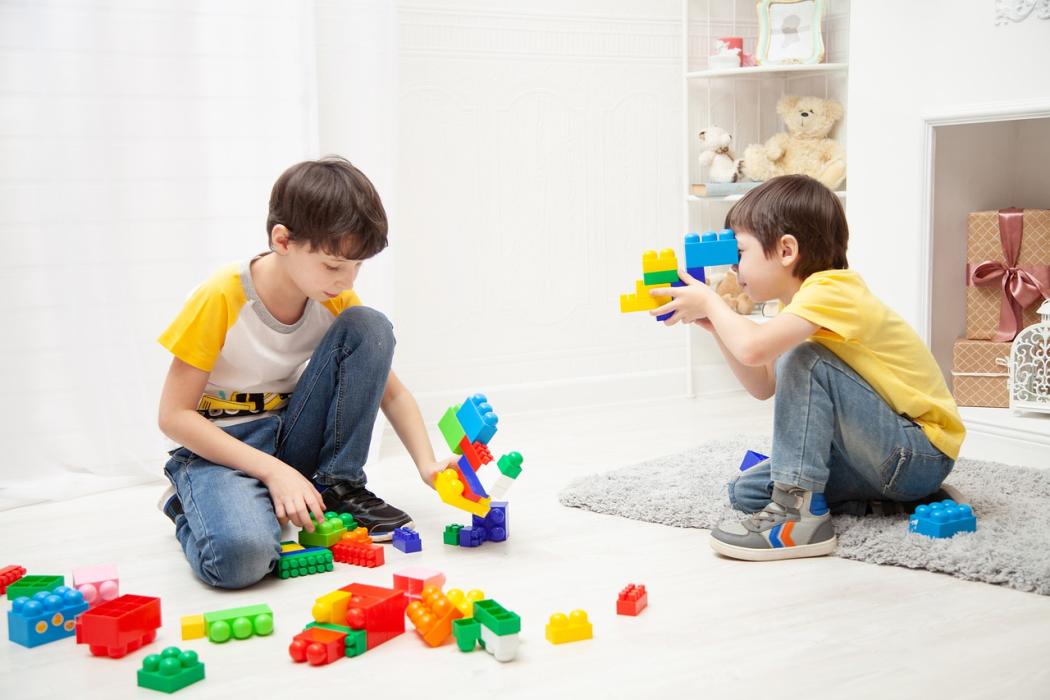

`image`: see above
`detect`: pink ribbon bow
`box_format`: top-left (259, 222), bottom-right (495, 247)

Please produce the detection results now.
top-left (968, 208), bottom-right (1050, 342)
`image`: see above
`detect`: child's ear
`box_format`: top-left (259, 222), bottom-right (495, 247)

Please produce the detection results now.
top-left (270, 225), bottom-right (292, 254)
top-left (779, 234), bottom-right (800, 267)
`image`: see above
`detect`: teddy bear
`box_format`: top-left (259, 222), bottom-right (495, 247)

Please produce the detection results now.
top-left (715, 270), bottom-right (754, 315)
top-left (697, 126), bottom-right (740, 183)
top-left (741, 95), bottom-right (846, 190)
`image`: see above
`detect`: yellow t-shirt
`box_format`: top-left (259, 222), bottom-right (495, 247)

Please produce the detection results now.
top-left (782, 269), bottom-right (965, 460)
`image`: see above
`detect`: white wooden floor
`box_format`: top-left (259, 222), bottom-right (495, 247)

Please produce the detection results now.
top-left (2, 393), bottom-right (1049, 699)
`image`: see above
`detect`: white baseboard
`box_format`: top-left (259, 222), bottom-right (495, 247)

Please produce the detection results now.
top-left (958, 407), bottom-right (1050, 470)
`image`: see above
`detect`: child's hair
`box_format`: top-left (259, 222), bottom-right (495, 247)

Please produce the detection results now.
top-left (725, 174), bottom-right (848, 279)
top-left (266, 156), bottom-right (388, 260)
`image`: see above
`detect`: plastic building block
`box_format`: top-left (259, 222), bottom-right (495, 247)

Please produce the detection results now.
top-left (684, 229), bottom-right (738, 269)
top-left (8, 587), bottom-right (88, 648)
top-left (496, 451), bottom-right (523, 479)
top-left (0, 565), bottom-right (26, 596)
top-left (392, 568), bottom-right (446, 600)
top-left (406, 585), bottom-right (464, 647)
top-left (438, 404), bottom-right (466, 454)
top-left (180, 615), bottom-right (205, 641)
top-left (641, 249), bottom-right (679, 286)
top-left (298, 512), bottom-right (349, 548)
top-left (342, 627), bottom-right (367, 657)
top-left (545, 609), bottom-right (592, 644)
top-left (76, 594), bottom-right (162, 658)
top-left (201, 604), bottom-right (274, 643)
top-left (620, 279), bottom-right (671, 313)
top-left (456, 394), bottom-right (499, 444)
top-left (443, 524), bottom-right (463, 546)
top-left (337, 583), bottom-right (408, 650)
top-left (289, 626), bottom-right (346, 666)
top-left (739, 450), bottom-right (769, 471)
top-left (275, 547), bottom-right (334, 579)
top-left (137, 647), bottom-right (204, 693)
top-left (473, 599), bottom-right (521, 637)
top-left (473, 501), bottom-right (508, 542)
top-left (488, 475), bottom-right (514, 501)
top-left (909, 500), bottom-right (977, 539)
top-left (445, 589), bottom-right (485, 617)
top-left (435, 469), bottom-right (492, 517)
top-left (392, 528), bottom-right (422, 554)
top-left (453, 459), bottom-right (489, 500)
top-left (72, 563), bottom-right (119, 608)
top-left (331, 541), bottom-right (384, 568)
top-left (616, 584), bottom-right (648, 616)
top-left (312, 590), bottom-right (353, 627)
top-left (458, 526), bottom-right (485, 548)
top-left (479, 623), bottom-right (520, 662)
top-left (458, 435), bottom-right (493, 471)
top-left (339, 526), bottom-right (374, 545)
top-left (6, 574), bottom-right (63, 600)
top-left (452, 617), bottom-right (480, 652)
top-left (280, 541), bottom-right (304, 553)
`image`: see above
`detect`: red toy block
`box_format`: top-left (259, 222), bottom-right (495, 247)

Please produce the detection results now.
top-left (616, 584), bottom-right (648, 616)
top-left (76, 594), bottom-right (162, 658)
top-left (0, 565), bottom-right (26, 595)
top-left (457, 436), bottom-right (494, 472)
top-left (338, 583), bottom-right (408, 650)
top-left (289, 626), bottom-right (346, 666)
top-left (331, 541), bottom-right (385, 568)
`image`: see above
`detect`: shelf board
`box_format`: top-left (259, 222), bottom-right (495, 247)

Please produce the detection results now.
top-left (686, 63), bottom-right (848, 81)
top-left (687, 191), bottom-right (846, 203)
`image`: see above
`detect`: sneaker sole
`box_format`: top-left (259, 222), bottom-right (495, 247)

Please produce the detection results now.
top-left (368, 521), bottom-right (415, 543)
top-left (709, 534), bottom-right (837, 561)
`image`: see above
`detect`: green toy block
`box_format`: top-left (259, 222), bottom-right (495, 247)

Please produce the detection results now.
top-left (276, 548), bottom-right (334, 579)
top-left (303, 622), bottom-right (367, 658)
top-left (7, 574), bottom-right (64, 600)
top-left (643, 269), bottom-right (680, 285)
top-left (438, 405), bottom-right (466, 454)
top-left (202, 604), bottom-right (274, 643)
top-left (298, 512), bottom-right (348, 548)
top-left (452, 617), bottom-right (480, 652)
top-left (137, 647), bottom-right (205, 693)
top-left (443, 524), bottom-right (463, 546)
top-left (497, 452), bottom-right (523, 479)
top-left (473, 599), bottom-right (521, 636)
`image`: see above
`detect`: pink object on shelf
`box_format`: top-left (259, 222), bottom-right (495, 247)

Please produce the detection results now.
top-left (72, 563), bottom-right (119, 607)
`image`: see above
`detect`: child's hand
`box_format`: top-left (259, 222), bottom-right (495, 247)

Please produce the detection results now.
top-left (418, 457), bottom-right (459, 490)
top-left (260, 460), bottom-right (328, 532)
top-left (649, 269), bottom-right (719, 325)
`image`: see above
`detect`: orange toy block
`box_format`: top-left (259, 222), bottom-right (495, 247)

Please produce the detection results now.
top-left (405, 585), bottom-right (463, 647)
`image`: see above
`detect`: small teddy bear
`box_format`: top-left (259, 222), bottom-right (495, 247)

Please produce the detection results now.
top-left (741, 95), bottom-right (846, 190)
top-left (697, 126), bottom-right (740, 183)
top-left (715, 270), bottom-right (754, 315)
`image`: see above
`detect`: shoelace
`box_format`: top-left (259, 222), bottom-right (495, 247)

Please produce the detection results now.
top-left (341, 486), bottom-right (386, 510)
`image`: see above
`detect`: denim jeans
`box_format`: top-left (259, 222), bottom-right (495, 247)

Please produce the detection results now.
top-left (163, 306), bottom-right (395, 589)
top-left (728, 342), bottom-right (955, 517)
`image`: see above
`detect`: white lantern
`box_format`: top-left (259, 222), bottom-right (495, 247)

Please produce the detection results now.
top-left (1009, 299), bottom-right (1050, 415)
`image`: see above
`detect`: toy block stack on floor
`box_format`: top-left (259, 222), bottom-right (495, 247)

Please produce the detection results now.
top-left (289, 582), bottom-right (409, 666)
top-left (452, 598), bottom-right (521, 662)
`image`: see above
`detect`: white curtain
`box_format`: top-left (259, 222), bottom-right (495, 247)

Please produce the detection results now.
top-left (0, 0), bottom-right (399, 509)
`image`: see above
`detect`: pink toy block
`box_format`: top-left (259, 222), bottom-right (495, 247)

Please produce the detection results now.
top-left (392, 567), bottom-right (446, 600)
top-left (72, 563), bottom-right (120, 607)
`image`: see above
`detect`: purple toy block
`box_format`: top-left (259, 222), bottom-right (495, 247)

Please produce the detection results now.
top-left (457, 526), bottom-right (485, 548)
top-left (739, 450), bottom-right (769, 471)
top-left (392, 528), bottom-right (422, 554)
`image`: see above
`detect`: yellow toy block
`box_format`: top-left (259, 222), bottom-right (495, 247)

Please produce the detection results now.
top-left (312, 590), bottom-right (352, 626)
top-left (280, 542), bottom-right (304, 553)
top-left (642, 248), bottom-right (678, 274)
top-left (545, 610), bottom-right (593, 644)
top-left (620, 280), bottom-right (671, 313)
top-left (446, 588), bottom-right (485, 617)
top-left (181, 614), bottom-right (205, 641)
top-left (435, 469), bottom-right (492, 518)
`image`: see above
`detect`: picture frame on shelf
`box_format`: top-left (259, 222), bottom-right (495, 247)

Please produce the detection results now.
top-left (756, 0), bottom-right (826, 65)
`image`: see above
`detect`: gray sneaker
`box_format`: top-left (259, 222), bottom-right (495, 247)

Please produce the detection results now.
top-left (710, 482), bottom-right (837, 561)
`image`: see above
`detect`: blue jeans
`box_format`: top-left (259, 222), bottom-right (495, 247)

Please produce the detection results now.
top-left (728, 342), bottom-right (955, 517)
top-left (163, 306), bottom-right (395, 589)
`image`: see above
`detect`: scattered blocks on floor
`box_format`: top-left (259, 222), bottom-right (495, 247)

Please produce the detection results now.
top-left (137, 647), bottom-right (204, 694)
top-left (276, 546), bottom-right (334, 579)
top-left (331, 541), bottom-right (384, 568)
top-left (6, 574), bottom-right (63, 601)
top-left (909, 500), bottom-right (977, 539)
top-left (0, 565), bottom-right (26, 596)
top-left (180, 604), bottom-right (274, 643)
top-left (445, 588), bottom-right (485, 617)
top-left (76, 594), bottom-right (162, 658)
top-left (545, 610), bottom-right (593, 644)
top-left (406, 585), bottom-right (463, 647)
top-left (72, 563), bottom-right (119, 608)
top-left (8, 586), bottom-right (88, 648)
top-left (739, 450), bottom-right (769, 471)
top-left (616, 584), bottom-right (648, 616)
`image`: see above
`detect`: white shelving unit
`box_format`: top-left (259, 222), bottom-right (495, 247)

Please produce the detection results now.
top-left (681, 0), bottom-right (851, 395)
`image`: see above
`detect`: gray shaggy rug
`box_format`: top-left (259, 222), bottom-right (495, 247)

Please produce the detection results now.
top-left (558, 436), bottom-right (1050, 595)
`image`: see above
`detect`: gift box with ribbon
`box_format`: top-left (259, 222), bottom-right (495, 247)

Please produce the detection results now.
top-left (966, 208), bottom-right (1050, 341)
top-left (951, 338), bottom-right (1011, 408)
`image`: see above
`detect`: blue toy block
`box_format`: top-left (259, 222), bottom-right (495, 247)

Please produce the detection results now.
top-left (739, 450), bottom-right (769, 471)
top-left (456, 394), bottom-right (499, 445)
top-left (684, 230), bottom-right (738, 269)
top-left (456, 455), bottom-right (490, 499)
top-left (8, 586), bottom-right (88, 648)
top-left (458, 526), bottom-right (485, 548)
top-left (908, 500), bottom-right (976, 539)
top-left (472, 502), bottom-right (508, 542)
top-left (655, 269), bottom-right (707, 322)
top-left (392, 528), bottom-right (422, 554)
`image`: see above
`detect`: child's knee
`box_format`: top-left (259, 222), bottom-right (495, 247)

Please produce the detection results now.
top-left (727, 473), bottom-right (772, 513)
top-left (200, 532), bottom-right (279, 590)
top-left (335, 306), bottom-right (395, 356)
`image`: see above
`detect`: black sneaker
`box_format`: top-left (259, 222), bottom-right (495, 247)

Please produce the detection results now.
top-left (157, 484), bottom-right (184, 524)
top-left (320, 482), bottom-right (414, 542)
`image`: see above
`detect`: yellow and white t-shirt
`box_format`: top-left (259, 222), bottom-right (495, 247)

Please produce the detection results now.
top-left (782, 269), bottom-right (965, 460)
top-left (158, 255), bottom-right (361, 426)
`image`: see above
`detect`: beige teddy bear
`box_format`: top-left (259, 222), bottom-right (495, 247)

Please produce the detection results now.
top-left (741, 95), bottom-right (846, 190)
top-left (715, 270), bottom-right (754, 315)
